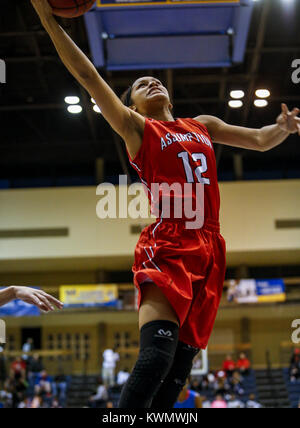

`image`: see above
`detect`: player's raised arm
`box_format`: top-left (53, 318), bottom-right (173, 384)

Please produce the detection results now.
top-left (0, 286), bottom-right (63, 312)
top-left (30, 0), bottom-right (144, 147)
top-left (195, 103), bottom-right (300, 152)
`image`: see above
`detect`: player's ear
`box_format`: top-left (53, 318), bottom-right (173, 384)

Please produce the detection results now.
top-left (169, 102), bottom-right (174, 112)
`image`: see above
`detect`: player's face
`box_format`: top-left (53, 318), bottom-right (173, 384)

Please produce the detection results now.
top-left (130, 76), bottom-right (172, 113)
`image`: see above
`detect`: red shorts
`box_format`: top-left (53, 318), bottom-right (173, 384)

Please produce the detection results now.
top-left (133, 218), bottom-right (226, 349)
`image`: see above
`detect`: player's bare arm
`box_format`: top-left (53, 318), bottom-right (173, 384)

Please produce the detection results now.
top-left (0, 286), bottom-right (63, 312)
top-left (195, 103), bottom-right (300, 152)
top-left (30, 0), bottom-right (144, 159)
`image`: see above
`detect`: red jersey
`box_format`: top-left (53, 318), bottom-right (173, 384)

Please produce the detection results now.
top-left (11, 360), bottom-right (26, 374)
top-left (128, 117), bottom-right (220, 226)
top-left (127, 116), bottom-right (227, 349)
top-left (223, 360), bottom-right (236, 372)
top-left (237, 358), bottom-right (251, 369)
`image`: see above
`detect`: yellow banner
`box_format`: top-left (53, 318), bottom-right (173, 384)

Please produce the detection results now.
top-left (60, 285), bottom-right (118, 306)
top-left (257, 294), bottom-right (286, 303)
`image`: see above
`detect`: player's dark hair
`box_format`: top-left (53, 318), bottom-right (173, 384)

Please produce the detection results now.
top-left (121, 85), bottom-right (133, 107)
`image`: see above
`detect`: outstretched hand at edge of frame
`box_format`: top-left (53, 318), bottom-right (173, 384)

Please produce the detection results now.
top-left (13, 286), bottom-right (63, 312)
top-left (277, 103), bottom-right (300, 136)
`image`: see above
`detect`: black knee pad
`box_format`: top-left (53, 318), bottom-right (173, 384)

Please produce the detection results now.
top-left (125, 346), bottom-right (174, 393)
top-left (150, 341), bottom-right (200, 408)
top-left (118, 320), bottom-right (179, 408)
top-left (170, 341), bottom-right (200, 386)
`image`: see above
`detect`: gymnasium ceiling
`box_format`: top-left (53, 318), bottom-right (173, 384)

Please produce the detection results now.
top-left (0, 0), bottom-right (300, 187)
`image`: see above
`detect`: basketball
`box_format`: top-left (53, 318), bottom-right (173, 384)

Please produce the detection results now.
top-left (48, 0), bottom-right (96, 18)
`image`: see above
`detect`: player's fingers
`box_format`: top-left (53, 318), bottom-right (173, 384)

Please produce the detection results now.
top-left (291, 107), bottom-right (300, 116)
top-left (34, 292), bottom-right (54, 311)
top-left (38, 291), bottom-right (63, 309)
top-left (281, 103), bottom-right (289, 114)
top-left (26, 295), bottom-right (49, 312)
top-left (28, 294), bottom-right (43, 307)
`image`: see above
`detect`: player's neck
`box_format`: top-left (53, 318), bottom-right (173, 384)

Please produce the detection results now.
top-left (145, 106), bottom-right (175, 122)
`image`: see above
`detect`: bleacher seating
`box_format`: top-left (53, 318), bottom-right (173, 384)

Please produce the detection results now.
top-left (65, 369), bottom-right (300, 408)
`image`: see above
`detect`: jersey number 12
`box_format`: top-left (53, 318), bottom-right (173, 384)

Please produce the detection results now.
top-left (178, 151), bottom-right (210, 185)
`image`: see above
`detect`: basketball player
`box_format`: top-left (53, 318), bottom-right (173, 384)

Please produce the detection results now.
top-left (0, 286), bottom-right (63, 312)
top-left (31, 0), bottom-right (300, 408)
top-left (173, 380), bottom-right (202, 409)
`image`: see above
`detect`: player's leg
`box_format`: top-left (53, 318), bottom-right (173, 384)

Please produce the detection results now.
top-left (118, 282), bottom-right (179, 408)
top-left (138, 281), bottom-right (179, 329)
top-left (149, 341), bottom-right (200, 409)
top-left (149, 229), bottom-right (226, 408)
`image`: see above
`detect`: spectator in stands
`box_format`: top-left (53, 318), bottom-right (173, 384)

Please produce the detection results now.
top-left (201, 395), bottom-right (211, 408)
top-left (28, 353), bottom-right (44, 375)
top-left (18, 397), bottom-right (31, 408)
top-left (10, 357), bottom-right (26, 380)
top-left (237, 353), bottom-right (251, 376)
top-left (289, 354), bottom-right (300, 383)
top-left (22, 338), bottom-right (34, 362)
top-left (227, 393), bottom-right (245, 408)
top-left (116, 368), bottom-right (130, 386)
top-left (246, 393), bottom-right (262, 408)
top-left (53, 374), bottom-right (68, 407)
top-left (31, 392), bottom-right (44, 408)
top-left (10, 372), bottom-right (28, 408)
top-left (214, 375), bottom-right (230, 396)
top-left (102, 348), bottom-right (119, 387)
top-left (201, 372), bottom-right (216, 391)
top-left (34, 370), bottom-right (52, 406)
top-left (88, 378), bottom-right (109, 408)
top-left (0, 386), bottom-right (13, 408)
top-left (222, 354), bottom-right (236, 377)
top-left (51, 397), bottom-right (62, 408)
top-left (229, 370), bottom-right (245, 396)
top-left (106, 401), bottom-right (114, 408)
top-left (27, 353), bottom-right (44, 395)
top-left (211, 394), bottom-right (227, 409)
top-left (290, 348), bottom-right (300, 365)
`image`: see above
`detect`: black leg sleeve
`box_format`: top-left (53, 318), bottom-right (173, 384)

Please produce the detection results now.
top-left (150, 341), bottom-right (200, 409)
top-left (118, 320), bottom-right (179, 408)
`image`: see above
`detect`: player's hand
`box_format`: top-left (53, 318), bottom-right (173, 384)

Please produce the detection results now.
top-left (13, 286), bottom-right (63, 312)
top-left (31, 0), bottom-right (53, 21)
top-left (277, 103), bottom-right (300, 136)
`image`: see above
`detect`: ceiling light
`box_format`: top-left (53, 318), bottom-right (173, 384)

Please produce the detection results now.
top-left (230, 90), bottom-right (245, 99)
top-left (228, 100), bottom-right (243, 109)
top-left (64, 96), bottom-right (80, 105)
top-left (254, 99), bottom-right (268, 108)
top-left (255, 89), bottom-right (270, 98)
top-left (67, 105), bottom-right (82, 114)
